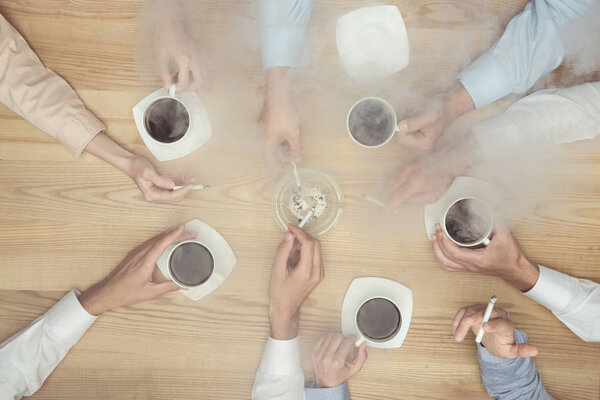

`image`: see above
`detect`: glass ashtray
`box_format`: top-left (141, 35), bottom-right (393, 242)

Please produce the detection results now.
top-left (272, 168), bottom-right (344, 238)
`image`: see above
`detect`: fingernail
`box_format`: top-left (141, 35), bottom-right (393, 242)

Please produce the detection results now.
top-left (397, 120), bottom-right (408, 133)
top-left (430, 234), bottom-right (436, 241)
top-left (284, 232), bottom-right (293, 242)
top-left (455, 332), bottom-right (463, 341)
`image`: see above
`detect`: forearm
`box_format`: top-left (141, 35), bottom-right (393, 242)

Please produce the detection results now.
top-left (0, 290), bottom-right (97, 398)
top-left (258, 0), bottom-right (314, 69)
top-left (478, 330), bottom-right (552, 400)
top-left (84, 133), bottom-right (137, 179)
top-left (0, 14), bottom-right (105, 157)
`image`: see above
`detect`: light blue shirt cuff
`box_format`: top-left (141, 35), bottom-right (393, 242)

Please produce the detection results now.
top-left (458, 52), bottom-right (513, 109)
top-left (305, 382), bottom-right (350, 400)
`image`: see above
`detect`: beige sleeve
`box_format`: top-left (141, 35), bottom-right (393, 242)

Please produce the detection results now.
top-left (0, 13), bottom-right (105, 157)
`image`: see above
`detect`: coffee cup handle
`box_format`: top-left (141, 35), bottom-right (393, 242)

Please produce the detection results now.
top-left (482, 237), bottom-right (491, 246)
top-left (169, 83), bottom-right (176, 97)
top-left (354, 336), bottom-right (366, 347)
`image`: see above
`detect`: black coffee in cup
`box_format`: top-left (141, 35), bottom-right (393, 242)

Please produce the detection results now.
top-left (169, 242), bottom-right (214, 287)
top-left (445, 198), bottom-right (493, 245)
top-left (144, 98), bottom-right (190, 143)
top-left (356, 297), bottom-right (401, 341)
top-left (348, 98), bottom-right (395, 147)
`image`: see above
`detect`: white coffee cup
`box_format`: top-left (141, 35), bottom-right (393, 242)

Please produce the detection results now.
top-left (442, 196), bottom-right (494, 248)
top-left (346, 97), bottom-right (399, 148)
top-left (164, 240), bottom-right (215, 289)
top-left (353, 296), bottom-right (402, 347)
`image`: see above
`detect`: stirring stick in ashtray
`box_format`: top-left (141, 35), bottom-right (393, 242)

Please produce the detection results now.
top-left (290, 159), bottom-right (301, 188)
top-left (173, 184), bottom-right (209, 191)
top-left (475, 295), bottom-right (497, 343)
top-left (298, 207), bottom-right (315, 228)
top-left (361, 193), bottom-right (386, 207)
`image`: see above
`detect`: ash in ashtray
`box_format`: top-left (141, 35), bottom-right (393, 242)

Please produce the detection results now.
top-left (289, 184), bottom-right (327, 223)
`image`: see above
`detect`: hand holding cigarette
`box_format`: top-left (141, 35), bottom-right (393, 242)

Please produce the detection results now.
top-left (452, 303), bottom-right (539, 359)
top-left (312, 332), bottom-right (368, 389)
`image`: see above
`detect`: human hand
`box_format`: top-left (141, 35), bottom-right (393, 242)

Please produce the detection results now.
top-left (260, 67), bottom-right (302, 172)
top-left (154, 19), bottom-right (205, 92)
top-left (452, 304), bottom-right (539, 359)
top-left (396, 83), bottom-right (474, 152)
top-left (78, 225), bottom-right (197, 315)
top-left (312, 332), bottom-right (368, 388)
top-left (128, 156), bottom-right (195, 203)
top-left (432, 224), bottom-right (540, 292)
top-left (269, 225), bottom-right (324, 340)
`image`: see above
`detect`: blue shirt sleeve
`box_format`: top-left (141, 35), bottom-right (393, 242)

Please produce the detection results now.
top-left (459, 0), bottom-right (595, 109)
top-left (477, 329), bottom-right (554, 400)
top-left (257, 0), bottom-right (314, 70)
top-left (305, 382), bottom-right (351, 400)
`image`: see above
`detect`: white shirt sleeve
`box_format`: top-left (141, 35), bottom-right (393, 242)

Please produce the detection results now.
top-left (523, 265), bottom-right (600, 342)
top-left (458, 0), bottom-right (595, 109)
top-left (472, 81), bottom-right (600, 161)
top-left (252, 336), bottom-right (306, 400)
top-left (0, 290), bottom-right (97, 399)
top-left (257, 0), bottom-right (314, 70)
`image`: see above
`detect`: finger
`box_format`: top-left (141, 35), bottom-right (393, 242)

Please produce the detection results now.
top-left (451, 307), bottom-right (467, 335)
top-left (386, 181), bottom-right (422, 212)
top-left (147, 224), bottom-right (187, 261)
top-left (432, 235), bottom-right (465, 271)
top-left (313, 334), bottom-right (327, 354)
top-left (454, 310), bottom-right (482, 341)
top-left (346, 342), bottom-right (368, 374)
top-left (157, 51), bottom-right (174, 90)
top-left (325, 333), bottom-right (345, 357)
top-left (146, 184), bottom-right (193, 204)
top-left (189, 57), bottom-right (205, 90)
top-left (404, 190), bottom-right (441, 205)
top-left (273, 231), bottom-right (296, 272)
top-left (288, 226), bottom-right (316, 277)
top-left (176, 56), bottom-right (191, 92)
top-left (334, 337), bottom-right (355, 363)
top-left (148, 280), bottom-right (181, 298)
top-left (436, 228), bottom-right (485, 266)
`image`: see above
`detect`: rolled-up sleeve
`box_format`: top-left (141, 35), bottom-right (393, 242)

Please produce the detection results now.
top-left (257, 0), bottom-right (314, 70)
top-left (459, 0), bottom-right (595, 109)
top-left (0, 13), bottom-right (105, 157)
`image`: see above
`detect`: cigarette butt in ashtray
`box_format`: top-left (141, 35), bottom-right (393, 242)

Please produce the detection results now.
top-left (298, 207), bottom-right (315, 228)
top-left (173, 184), bottom-right (209, 191)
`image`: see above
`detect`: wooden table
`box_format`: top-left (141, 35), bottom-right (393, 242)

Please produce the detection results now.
top-left (1, 1), bottom-right (598, 399)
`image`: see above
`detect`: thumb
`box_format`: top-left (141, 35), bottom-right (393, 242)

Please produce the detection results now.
top-left (347, 342), bottom-right (368, 374)
top-left (149, 170), bottom-right (175, 190)
top-left (273, 232), bottom-right (295, 270)
top-left (397, 112), bottom-right (438, 135)
top-left (514, 343), bottom-right (538, 358)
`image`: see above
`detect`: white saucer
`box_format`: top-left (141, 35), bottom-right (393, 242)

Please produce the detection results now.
top-left (132, 88), bottom-right (212, 162)
top-left (336, 5), bottom-right (410, 79)
top-left (423, 176), bottom-right (501, 240)
top-left (341, 277), bottom-right (413, 349)
top-left (157, 219), bottom-right (236, 301)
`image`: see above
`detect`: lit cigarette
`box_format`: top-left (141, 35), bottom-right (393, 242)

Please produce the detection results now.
top-left (475, 295), bottom-right (497, 343)
top-left (298, 207), bottom-right (315, 228)
top-left (290, 159), bottom-right (301, 188)
top-left (173, 184), bottom-right (209, 191)
top-left (361, 193), bottom-right (385, 207)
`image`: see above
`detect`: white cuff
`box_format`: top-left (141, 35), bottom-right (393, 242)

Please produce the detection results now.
top-left (523, 266), bottom-right (577, 314)
top-left (46, 290), bottom-right (98, 345)
top-left (459, 52), bottom-right (512, 109)
top-left (258, 336), bottom-right (303, 376)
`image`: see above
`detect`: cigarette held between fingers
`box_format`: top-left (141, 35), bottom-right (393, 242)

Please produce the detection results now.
top-left (172, 184), bottom-right (209, 190)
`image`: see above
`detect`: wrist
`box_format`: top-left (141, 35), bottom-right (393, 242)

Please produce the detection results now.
top-left (505, 255), bottom-right (540, 292)
top-left (444, 82), bottom-right (475, 120)
top-left (78, 285), bottom-right (110, 316)
top-left (269, 306), bottom-right (299, 340)
top-left (265, 67), bottom-right (290, 89)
